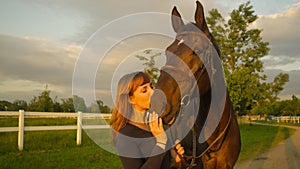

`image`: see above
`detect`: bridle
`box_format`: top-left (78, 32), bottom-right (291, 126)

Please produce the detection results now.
top-left (160, 49), bottom-right (231, 169)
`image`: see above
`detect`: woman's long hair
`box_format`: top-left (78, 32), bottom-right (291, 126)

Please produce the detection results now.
top-left (110, 71), bottom-right (151, 143)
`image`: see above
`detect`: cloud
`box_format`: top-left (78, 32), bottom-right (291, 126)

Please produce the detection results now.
top-left (29, 0), bottom-right (221, 45)
top-left (0, 78), bottom-right (72, 102)
top-left (283, 70), bottom-right (300, 97)
top-left (262, 55), bottom-right (296, 66)
top-left (264, 69), bottom-right (300, 100)
top-left (262, 55), bottom-right (300, 71)
top-left (255, 2), bottom-right (300, 58)
top-left (0, 33), bottom-right (81, 101)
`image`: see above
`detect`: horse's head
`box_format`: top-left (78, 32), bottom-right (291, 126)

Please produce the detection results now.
top-left (150, 1), bottom-right (220, 125)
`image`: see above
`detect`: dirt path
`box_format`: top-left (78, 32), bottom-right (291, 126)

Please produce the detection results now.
top-left (235, 123), bottom-right (300, 169)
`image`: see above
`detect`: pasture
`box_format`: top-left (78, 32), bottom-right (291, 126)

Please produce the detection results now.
top-left (0, 117), bottom-right (296, 169)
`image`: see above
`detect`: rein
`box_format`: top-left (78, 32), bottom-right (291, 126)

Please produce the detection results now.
top-left (166, 69), bottom-right (232, 168)
top-left (179, 112), bottom-right (232, 169)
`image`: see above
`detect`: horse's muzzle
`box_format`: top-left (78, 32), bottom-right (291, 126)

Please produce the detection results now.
top-left (149, 89), bottom-right (167, 114)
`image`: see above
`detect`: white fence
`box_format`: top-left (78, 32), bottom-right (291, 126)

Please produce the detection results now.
top-left (239, 115), bottom-right (300, 124)
top-left (0, 110), bottom-right (111, 151)
top-left (273, 116), bottom-right (300, 123)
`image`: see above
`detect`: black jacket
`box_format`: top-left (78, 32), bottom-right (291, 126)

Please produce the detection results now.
top-left (116, 123), bottom-right (170, 169)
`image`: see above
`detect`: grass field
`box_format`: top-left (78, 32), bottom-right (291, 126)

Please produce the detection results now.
top-left (0, 118), bottom-right (296, 168)
top-left (0, 130), bottom-right (122, 169)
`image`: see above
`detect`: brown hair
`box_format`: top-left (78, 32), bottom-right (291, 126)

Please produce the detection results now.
top-left (110, 72), bottom-right (151, 142)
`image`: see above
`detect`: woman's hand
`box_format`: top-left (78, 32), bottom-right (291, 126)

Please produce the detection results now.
top-left (149, 112), bottom-right (167, 148)
top-left (171, 140), bottom-right (185, 163)
top-left (149, 112), bottom-right (164, 136)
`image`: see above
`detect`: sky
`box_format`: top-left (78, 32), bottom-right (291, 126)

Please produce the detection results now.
top-left (0, 0), bottom-right (300, 107)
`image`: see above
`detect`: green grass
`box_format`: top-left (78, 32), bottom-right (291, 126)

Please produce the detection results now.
top-left (237, 122), bottom-right (296, 162)
top-left (0, 130), bottom-right (122, 169)
top-left (0, 118), bottom-right (297, 168)
top-left (0, 117), bottom-right (122, 169)
top-left (0, 117), bottom-right (77, 127)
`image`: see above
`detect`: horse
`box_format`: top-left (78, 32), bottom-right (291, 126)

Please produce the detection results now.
top-left (150, 1), bottom-right (241, 169)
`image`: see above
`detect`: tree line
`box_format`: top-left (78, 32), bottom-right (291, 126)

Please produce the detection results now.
top-left (0, 87), bottom-right (111, 113)
top-left (253, 95), bottom-right (300, 116)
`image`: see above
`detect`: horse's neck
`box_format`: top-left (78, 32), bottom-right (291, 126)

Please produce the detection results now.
top-left (196, 87), bottom-right (230, 131)
top-left (196, 89), bottom-right (211, 126)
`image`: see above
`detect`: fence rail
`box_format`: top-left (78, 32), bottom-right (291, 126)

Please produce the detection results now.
top-left (273, 116), bottom-right (300, 123)
top-left (0, 110), bottom-right (111, 151)
top-left (239, 115), bottom-right (300, 123)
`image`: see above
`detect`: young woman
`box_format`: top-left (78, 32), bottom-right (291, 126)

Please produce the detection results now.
top-left (110, 71), bottom-right (184, 169)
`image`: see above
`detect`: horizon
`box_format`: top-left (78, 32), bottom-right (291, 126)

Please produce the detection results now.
top-left (1, 0), bottom-right (300, 107)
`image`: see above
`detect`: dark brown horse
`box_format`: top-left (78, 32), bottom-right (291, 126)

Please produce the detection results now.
top-left (150, 1), bottom-right (241, 169)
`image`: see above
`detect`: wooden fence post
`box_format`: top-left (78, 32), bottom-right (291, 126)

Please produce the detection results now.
top-left (77, 111), bottom-right (82, 145)
top-left (18, 110), bottom-right (24, 151)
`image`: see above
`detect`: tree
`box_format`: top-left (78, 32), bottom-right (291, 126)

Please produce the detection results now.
top-left (27, 86), bottom-right (54, 112)
top-left (96, 100), bottom-right (111, 114)
top-left (53, 97), bottom-right (62, 112)
top-left (268, 73), bottom-right (290, 102)
top-left (282, 95), bottom-right (300, 116)
top-left (89, 102), bottom-right (99, 113)
top-left (0, 100), bottom-right (13, 111)
top-left (206, 1), bottom-right (289, 115)
top-left (87, 100), bottom-right (111, 113)
top-left (12, 100), bottom-right (28, 111)
top-left (73, 95), bottom-right (87, 112)
top-left (135, 49), bottom-right (161, 86)
top-left (61, 98), bottom-right (75, 112)
top-left (256, 96), bottom-right (300, 116)
top-left (290, 95), bottom-right (300, 116)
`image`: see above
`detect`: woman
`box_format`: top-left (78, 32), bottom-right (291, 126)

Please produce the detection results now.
top-left (110, 71), bottom-right (184, 169)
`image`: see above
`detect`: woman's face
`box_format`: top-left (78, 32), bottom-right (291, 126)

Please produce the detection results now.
top-left (130, 83), bottom-right (153, 112)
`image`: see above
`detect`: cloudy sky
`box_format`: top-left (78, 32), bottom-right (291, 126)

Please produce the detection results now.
top-left (0, 0), bottom-right (300, 107)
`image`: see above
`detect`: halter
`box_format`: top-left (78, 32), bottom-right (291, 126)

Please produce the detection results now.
top-left (161, 32), bottom-right (232, 169)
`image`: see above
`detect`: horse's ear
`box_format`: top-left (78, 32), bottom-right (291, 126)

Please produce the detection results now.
top-left (171, 6), bottom-right (184, 33)
top-left (195, 1), bottom-right (209, 36)
top-left (195, 1), bottom-right (221, 56)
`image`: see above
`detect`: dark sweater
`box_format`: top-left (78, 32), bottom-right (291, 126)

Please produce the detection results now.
top-left (116, 123), bottom-right (170, 169)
